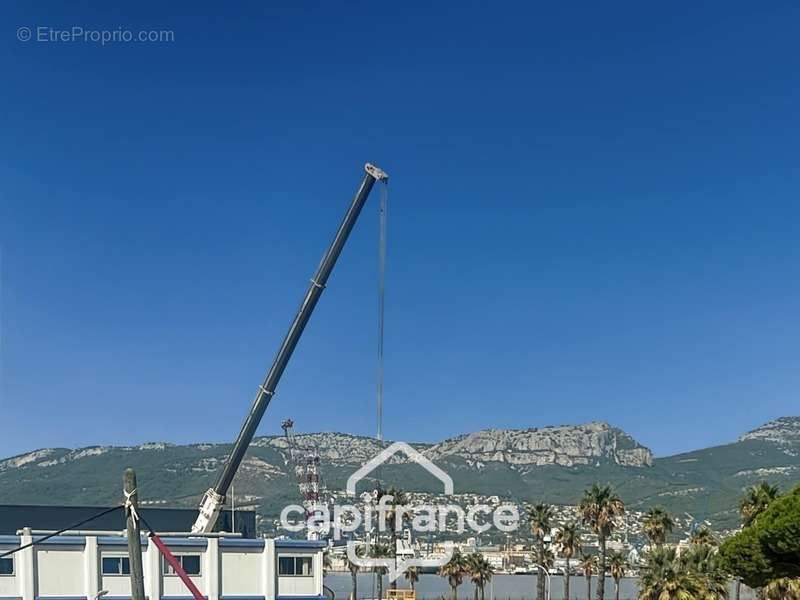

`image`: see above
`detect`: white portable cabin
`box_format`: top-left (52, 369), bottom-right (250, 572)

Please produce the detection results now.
top-left (0, 533), bottom-right (327, 600)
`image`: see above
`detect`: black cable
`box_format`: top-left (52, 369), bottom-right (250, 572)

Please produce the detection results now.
top-left (136, 512), bottom-right (156, 537)
top-left (0, 504), bottom-right (123, 559)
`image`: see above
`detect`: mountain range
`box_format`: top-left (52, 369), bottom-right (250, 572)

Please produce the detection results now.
top-left (1, 417), bottom-right (799, 532)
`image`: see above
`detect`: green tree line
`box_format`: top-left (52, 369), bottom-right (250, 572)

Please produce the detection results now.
top-left (338, 482), bottom-right (800, 600)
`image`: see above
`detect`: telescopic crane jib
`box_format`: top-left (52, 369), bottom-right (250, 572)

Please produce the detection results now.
top-left (191, 163), bottom-right (389, 534)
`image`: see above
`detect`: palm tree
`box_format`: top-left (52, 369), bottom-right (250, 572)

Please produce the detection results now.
top-left (642, 507), bottom-right (674, 548)
top-left (764, 578), bottom-right (800, 600)
top-left (466, 554), bottom-right (481, 600)
top-left (639, 546), bottom-right (700, 600)
top-left (579, 484), bottom-right (624, 600)
top-left (528, 503), bottom-right (555, 600)
top-left (639, 541), bottom-right (729, 600)
top-left (607, 551), bottom-right (626, 600)
top-left (579, 552), bottom-right (598, 600)
top-left (554, 522), bottom-right (581, 600)
top-left (477, 558), bottom-right (494, 600)
top-left (385, 487), bottom-right (413, 591)
top-left (739, 482), bottom-right (780, 599)
top-left (371, 542), bottom-right (391, 600)
top-left (689, 525), bottom-right (718, 547)
top-left (404, 566), bottom-right (420, 591)
top-left (541, 547), bottom-right (556, 570)
top-left (439, 548), bottom-right (468, 600)
top-left (739, 482), bottom-right (780, 527)
top-left (679, 543), bottom-right (729, 600)
top-left (347, 545), bottom-right (363, 600)
top-left (466, 554), bottom-right (493, 600)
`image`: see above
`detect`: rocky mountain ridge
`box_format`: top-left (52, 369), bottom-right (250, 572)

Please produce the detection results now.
top-left (2, 417), bottom-right (798, 531)
top-left (0, 421), bottom-right (652, 472)
top-left (425, 421), bottom-right (653, 468)
top-left (739, 417), bottom-right (800, 445)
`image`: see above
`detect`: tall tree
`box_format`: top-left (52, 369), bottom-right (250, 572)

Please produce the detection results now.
top-left (370, 542), bottom-right (391, 600)
top-left (364, 542), bottom-right (392, 598)
top-left (737, 481), bottom-right (781, 599)
top-left (466, 554), bottom-right (481, 600)
top-left (608, 551), bottom-right (626, 600)
top-left (384, 487), bottom-right (413, 591)
top-left (639, 543), bottom-right (730, 600)
top-left (579, 553), bottom-right (598, 600)
top-left (466, 553), bottom-right (493, 600)
top-left (555, 523), bottom-right (581, 600)
top-left (680, 543), bottom-right (729, 600)
top-left (690, 525), bottom-right (718, 547)
top-left (764, 578), bottom-right (800, 600)
top-left (528, 503), bottom-right (555, 600)
top-left (639, 546), bottom-right (700, 600)
top-left (721, 484), bottom-right (799, 590)
top-left (740, 482), bottom-right (780, 527)
top-left (642, 507), bottom-right (674, 548)
top-left (478, 557), bottom-right (494, 600)
top-left (347, 546), bottom-right (362, 600)
top-left (439, 548), bottom-right (468, 600)
top-left (404, 566), bottom-right (420, 591)
top-left (580, 484), bottom-right (624, 600)
top-left (541, 547), bottom-right (556, 570)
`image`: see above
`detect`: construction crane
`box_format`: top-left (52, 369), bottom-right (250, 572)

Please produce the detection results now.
top-left (281, 419), bottom-right (325, 512)
top-left (192, 163), bottom-right (388, 533)
top-left (281, 419), bottom-right (328, 539)
top-left (281, 419), bottom-right (300, 471)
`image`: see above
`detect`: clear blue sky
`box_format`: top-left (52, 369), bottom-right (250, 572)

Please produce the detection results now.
top-left (1, 2), bottom-right (798, 459)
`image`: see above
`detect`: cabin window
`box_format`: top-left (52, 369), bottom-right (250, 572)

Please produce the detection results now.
top-left (163, 554), bottom-right (201, 576)
top-left (278, 555), bottom-right (313, 576)
top-left (0, 556), bottom-right (13, 576)
top-left (101, 555), bottom-right (131, 575)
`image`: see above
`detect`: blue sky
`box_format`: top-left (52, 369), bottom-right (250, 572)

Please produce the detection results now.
top-left (1, 2), bottom-right (798, 459)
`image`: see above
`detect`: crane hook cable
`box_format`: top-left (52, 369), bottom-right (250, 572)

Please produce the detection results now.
top-left (374, 180), bottom-right (388, 491)
top-left (376, 179), bottom-right (388, 445)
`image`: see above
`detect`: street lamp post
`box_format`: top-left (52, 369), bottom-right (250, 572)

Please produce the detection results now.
top-left (530, 563), bottom-right (552, 600)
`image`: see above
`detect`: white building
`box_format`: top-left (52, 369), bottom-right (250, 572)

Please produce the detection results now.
top-left (0, 532), bottom-right (326, 600)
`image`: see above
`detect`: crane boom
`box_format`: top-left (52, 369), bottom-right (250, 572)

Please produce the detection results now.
top-left (192, 163), bottom-right (389, 533)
